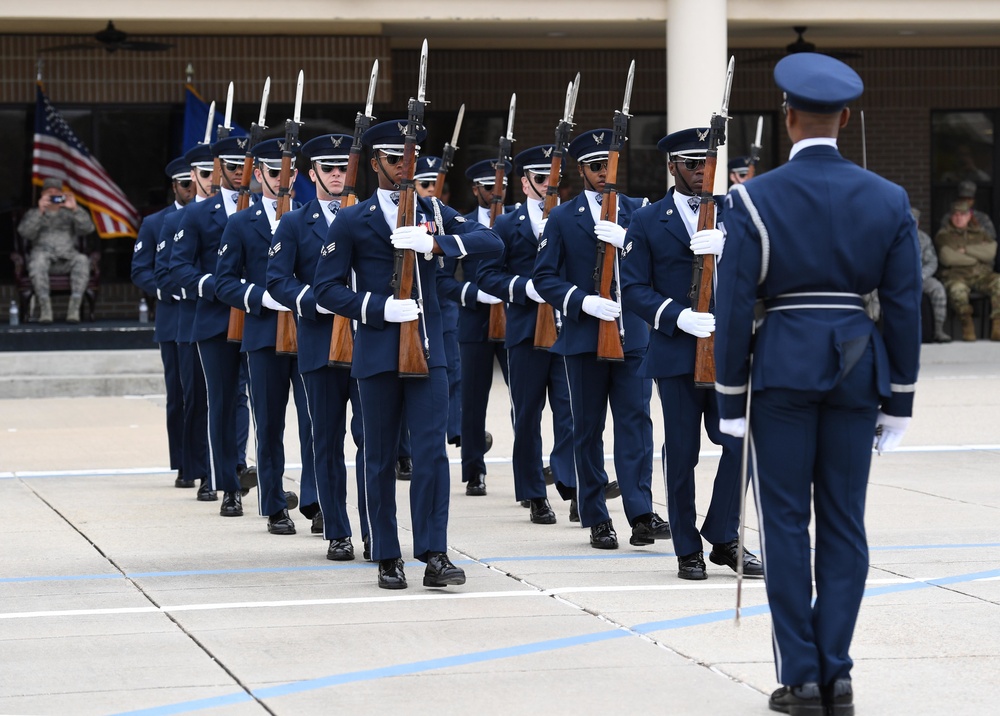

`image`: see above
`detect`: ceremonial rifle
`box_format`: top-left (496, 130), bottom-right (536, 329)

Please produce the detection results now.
top-left (432, 104), bottom-right (464, 200)
top-left (228, 79), bottom-right (270, 343)
top-left (391, 40), bottom-right (430, 377)
top-left (534, 74), bottom-right (579, 349)
top-left (328, 60), bottom-right (379, 368)
top-left (745, 115), bottom-right (763, 180)
top-left (690, 56), bottom-right (735, 387)
top-left (274, 70), bottom-right (304, 355)
top-left (487, 94), bottom-right (516, 342)
top-left (593, 61), bottom-right (634, 362)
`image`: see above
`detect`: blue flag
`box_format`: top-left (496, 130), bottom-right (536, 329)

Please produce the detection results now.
top-left (182, 85), bottom-right (315, 204)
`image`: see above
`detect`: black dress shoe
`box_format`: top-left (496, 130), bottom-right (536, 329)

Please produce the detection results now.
top-left (284, 490), bottom-right (299, 511)
top-left (630, 513), bottom-right (671, 546)
top-left (569, 497), bottom-right (580, 522)
top-left (448, 435), bottom-right (461, 448)
top-left (197, 481), bottom-right (217, 502)
top-left (311, 513), bottom-right (324, 534)
top-left (519, 499), bottom-right (530, 508)
top-left (299, 501), bottom-right (321, 520)
top-left (529, 498), bottom-right (557, 524)
top-left (768, 683), bottom-right (824, 715)
top-left (542, 465), bottom-right (554, 485)
top-left (709, 539), bottom-right (764, 577)
top-left (466, 474), bottom-right (486, 496)
top-left (823, 678), bottom-right (854, 716)
top-left (378, 558), bottom-right (407, 590)
top-left (363, 536), bottom-right (372, 562)
top-left (423, 552), bottom-right (466, 587)
top-left (220, 491), bottom-right (243, 517)
top-left (590, 520), bottom-right (618, 549)
top-left (174, 470), bottom-right (195, 488)
top-left (326, 537), bottom-right (355, 561)
top-left (267, 508), bottom-right (296, 535)
top-left (604, 480), bottom-right (621, 499)
top-left (484, 431), bottom-right (493, 453)
top-left (238, 465), bottom-right (257, 496)
top-left (395, 457), bottom-right (413, 481)
top-left (677, 551), bottom-right (707, 580)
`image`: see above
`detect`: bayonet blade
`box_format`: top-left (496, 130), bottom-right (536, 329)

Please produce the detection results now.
top-left (720, 56), bottom-right (736, 117)
top-left (753, 115), bottom-right (764, 149)
top-left (257, 77), bottom-right (270, 128)
top-left (365, 60), bottom-right (379, 119)
top-left (417, 39), bottom-right (428, 103)
top-left (293, 70), bottom-right (304, 124)
top-left (505, 94), bottom-right (516, 141)
top-left (450, 104), bottom-right (465, 148)
top-left (223, 82), bottom-right (234, 130)
top-left (202, 100), bottom-right (215, 144)
top-left (564, 72), bottom-right (581, 124)
top-left (622, 61), bottom-right (636, 116)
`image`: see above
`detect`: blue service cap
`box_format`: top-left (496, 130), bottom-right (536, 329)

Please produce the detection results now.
top-left (774, 53), bottom-right (863, 114)
top-left (466, 158), bottom-right (511, 184)
top-left (301, 134), bottom-right (352, 164)
top-left (513, 145), bottom-right (556, 176)
top-left (251, 138), bottom-right (296, 170)
top-left (657, 127), bottom-right (710, 157)
top-left (184, 143), bottom-right (215, 169)
top-left (415, 156), bottom-right (442, 180)
top-left (728, 156), bottom-right (751, 172)
top-left (361, 120), bottom-right (426, 155)
top-left (165, 156), bottom-right (191, 180)
top-left (211, 135), bottom-right (248, 162)
top-left (569, 128), bottom-right (615, 163)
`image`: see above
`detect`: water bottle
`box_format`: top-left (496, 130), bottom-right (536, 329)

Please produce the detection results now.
top-left (139, 298), bottom-right (149, 324)
top-left (9, 300), bottom-right (19, 326)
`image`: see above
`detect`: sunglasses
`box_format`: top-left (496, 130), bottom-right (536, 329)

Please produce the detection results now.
top-left (175, 179), bottom-right (193, 189)
top-left (418, 180), bottom-right (434, 189)
top-left (222, 161), bottom-right (242, 173)
top-left (529, 173), bottom-right (550, 185)
top-left (380, 152), bottom-right (404, 166)
top-left (676, 158), bottom-right (707, 171)
top-left (586, 161), bottom-right (608, 173)
top-left (264, 167), bottom-right (282, 178)
top-left (197, 169), bottom-right (213, 179)
top-left (316, 163), bottom-right (345, 173)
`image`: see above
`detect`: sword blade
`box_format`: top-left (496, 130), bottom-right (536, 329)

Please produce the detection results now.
top-left (450, 104), bottom-right (465, 148)
top-left (622, 61), bottom-right (636, 116)
top-left (258, 77), bottom-right (271, 128)
top-left (293, 70), bottom-right (304, 124)
top-left (202, 101), bottom-right (215, 144)
top-left (506, 94), bottom-right (516, 140)
top-left (365, 59), bottom-right (379, 119)
top-left (417, 39), bottom-right (428, 103)
top-left (223, 82), bottom-right (234, 130)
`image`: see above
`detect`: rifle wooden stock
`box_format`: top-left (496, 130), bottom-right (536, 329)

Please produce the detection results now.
top-left (691, 152), bottom-right (720, 387)
top-left (533, 152), bottom-right (563, 349)
top-left (394, 140), bottom-right (429, 378)
top-left (487, 161), bottom-right (507, 342)
top-left (227, 154), bottom-right (257, 344)
top-left (595, 152), bottom-right (624, 362)
top-left (274, 151), bottom-right (298, 355)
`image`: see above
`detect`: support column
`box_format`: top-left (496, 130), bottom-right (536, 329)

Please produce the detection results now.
top-left (666, 0), bottom-right (729, 192)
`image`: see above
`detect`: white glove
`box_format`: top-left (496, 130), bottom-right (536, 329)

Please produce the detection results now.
top-left (581, 295), bottom-right (621, 322)
top-left (873, 411), bottom-right (911, 454)
top-left (383, 296), bottom-right (420, 323)
top-left (262, 290), bottom-right (291, 312)
top-left (476, 290), bottom-right (502, 305)
top-left (525, 279), bottom-right (544, 304)
top-left (390, 225), bottom-right (434, 253)
top-left (676, 308), bottom-right (715, 337)
top-left (537, 218), bottom-right (548, 238)
top-left (690, 228), bottom-right (725, 256)
top-left (171, 294), bottom-right (181, 301)
top-left (316, 303), bottom-right (335, 315)
top-left (594, 220), bottom-right (626, 249)
top-left (719, 418), bottom-right (746, 438)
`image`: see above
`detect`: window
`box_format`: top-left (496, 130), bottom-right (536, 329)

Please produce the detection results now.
top-left (930, 111), bottom-right (995, 233)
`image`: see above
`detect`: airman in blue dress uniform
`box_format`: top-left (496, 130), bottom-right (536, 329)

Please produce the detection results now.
top-left (267, 132), bottom-right (368, 560)
top-left (132, 156), bottom-right (194, 488)
top-left (532, 129), bottom-right (670, 550)
top-left (438, 158), bottom-right (514, 496)
top-left (476, 144), bottom-right (576, 524)
top-left (621, 128), bottom-right (762, 580)
top-left (215, 138), bottom-right (312, 535)
top-left (313, 120), bottom-right (503, 590)
top-left (713, 54), bottom-right (922, 715)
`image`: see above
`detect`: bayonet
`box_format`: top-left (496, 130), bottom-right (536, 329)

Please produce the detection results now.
top-left (753, 115), bottom-right (764, 151)
top-left (417, 39), bottom-right (428, 104)
top-left (720, 56), bottom-right (735, 119)
top-left (202, 100), bottom-right (215, 145)
top-left (257, 77), bottom-right (270, 129)
top-left (621, 60), bottom-right (635, 117)
top-left (450, 104), bottom-right (465, 150)
top-left (293, 70), bottom-right (304, 125)
top-left (365, 59), bottom-right (378, 120)
top-left (505, 93), bottom-right (516, 141)
top-left (566, 73), bottom-right (581, 125)
top-left (222, 81), bottom-right (234, 132)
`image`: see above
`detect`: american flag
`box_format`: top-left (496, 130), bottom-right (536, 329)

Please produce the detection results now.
top-left (31, 84), bottom-right (140, 239)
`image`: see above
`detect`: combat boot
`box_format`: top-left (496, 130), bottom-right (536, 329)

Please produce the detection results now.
top-left (38, 296), bottom-right (53, 324)
top-left (66, 294), bottom-right (82, 324)
top-left (991, 317), bottom-right (1000, 341)
top-left (960, 312), bottom-right (976, 341)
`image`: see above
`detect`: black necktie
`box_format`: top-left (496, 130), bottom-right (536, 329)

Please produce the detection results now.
top-left (390, 192), bottom-right (400, 206)
top-left (537, 201), bottom-right (545, 211)
top-left (329, 200), bottom-right (340, 217)
top-left (687, 196), bottom-right (700, 212)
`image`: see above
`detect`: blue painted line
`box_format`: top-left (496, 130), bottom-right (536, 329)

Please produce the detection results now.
top-left (109, 565), bottom-right (1000, 716)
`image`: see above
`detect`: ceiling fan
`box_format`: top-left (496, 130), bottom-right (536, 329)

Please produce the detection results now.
top-left (40, 21), bottom-right (174, 53)
top-left (746, 26), bottom-right (861, 64)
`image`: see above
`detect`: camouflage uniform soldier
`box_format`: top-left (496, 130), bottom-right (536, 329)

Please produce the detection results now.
top-left (17, 177), bottom-right (95, 323)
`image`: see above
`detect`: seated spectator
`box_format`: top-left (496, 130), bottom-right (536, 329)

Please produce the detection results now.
top-left (934, 199), bottom-right (1000, 341)
top-left (16, 178), bottom-right (95, 323)
top-left (939, 180), bottom-right (996, 241)
top-left (915, 208), bottom-right (951, 342)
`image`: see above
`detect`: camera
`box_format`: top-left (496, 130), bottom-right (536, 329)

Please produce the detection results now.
top-left (50, 195), bottom-right (66, 204)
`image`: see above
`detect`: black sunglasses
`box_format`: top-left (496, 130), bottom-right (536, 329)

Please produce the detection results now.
top-left (222, 161), bottom-right (242, 173)
top-left (418, 180), bottom-right (434, 189)
top-left (197, 169), bottom-right (212, 179)
top-left (316, 163), bottom-right (344, 173)
top-left (265, 168), bottom-right (282, 178)
top-left (586, 161), bottom-right (608, 173)
top-left (529, 173), bottom-right (550, 185)
top-left (380, 153), bottom-right (403, 166)
top-left (676, 158), bottom-right (707, 171)
top-left (174, 179), bottom-right (193, 189)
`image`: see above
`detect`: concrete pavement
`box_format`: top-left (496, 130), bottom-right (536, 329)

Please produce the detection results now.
top-left (1, 342), bottom-right (998, 715)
